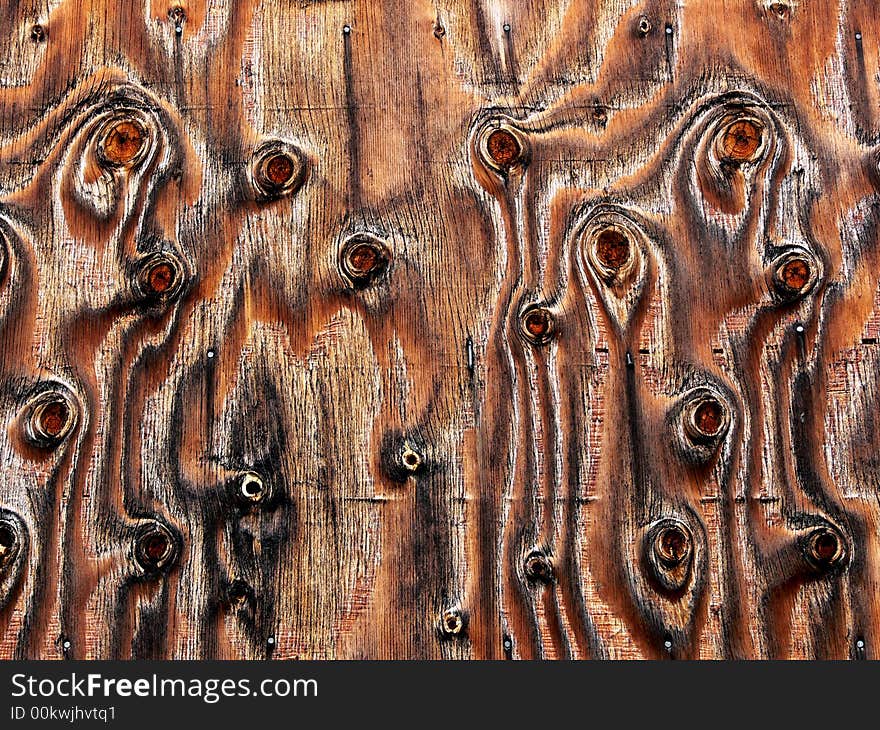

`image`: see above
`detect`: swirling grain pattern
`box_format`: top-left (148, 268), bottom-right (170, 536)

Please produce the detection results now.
top-left (0, 0), bottom-right (877, 660)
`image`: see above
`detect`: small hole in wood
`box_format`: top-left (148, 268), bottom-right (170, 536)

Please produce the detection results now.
top-left (30, 24), bottom-right (46, 43)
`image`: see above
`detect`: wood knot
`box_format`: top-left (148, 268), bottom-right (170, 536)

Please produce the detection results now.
top-left (23, 386), bottom-right (78, 449)
top-left (251, 141), bottom-right (306, 199)
top-left (684, 394), bottom-right (729, 443)
top-left (645, 519), bottom-right (695, 592)
top-left (581, 211), bottom-right (644, 288)
top-left (237, 471), bottom-right (266, 504)
top-left (716, 118), bottom-right (765, 165)
top-left (655, 523), bottom-right (691, 568)
top-left (439, 607), bottom-right (465, 637)
top-left (805, 526), bottom-right (846, 572)
top-left (169, 6), bottom-right (186, 33)
top-left (768, 3), bottom-right (790, 21)
top-left (136, 251), bottom-right (185, 302)
top-left (0, 520), bottom-right (20, 570)
top-left (771, 249), bottom-right (818, 301)
top-left (98, 117), bottom-right (148, 168)
top-left (476, 119), bottom-right (529, 175)
top-left (30, 24), bottom-right (46, 43)
top-left (340, 233), bottom-right (390, 288)
top-left (134, 522), bottom-right (178, 575)
top-left (594, 228), bottom-right (631, 271)
top-left (637, 16), bottom-right (652, 35)
top-left (519, 305), bottom-right (556, 345)
top-left (523, 549), bottom-right (554, 584)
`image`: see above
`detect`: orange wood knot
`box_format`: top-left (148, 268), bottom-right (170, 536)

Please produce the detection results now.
top-left (146, 261), bottom-right (175, 294)
top-left (523, 549), bottom-right (553, 583)
top-left (595, 228), bottom-right (631, 271)
top-left (138, 252), bottom-right (183, 301)
top-left (655, 524), bottom-right (692, 568)
top-left (439, 608), bottom-right (464, 637)
top-left (25, 389), bottom-right (77, 448)
top-left (238, 471), bottom-right (265, 504)
top-left (340, 234), bottom-right (390, 287)
top-left (135, 523), bottom-right (176, 573)
top-left (478, 121), bottom-right (529, 175)
top-left (433, 21), bottom-right (446, 39)
top-left (30, 24), bottom-right (46, 43)
top-left (721, 120), bottom-right (762, 162)
top-left (252, 142), bottom-right (305, 199)
top-left (0, 522), bottom-right (18, 567)
top-left (486, 129), bottom-right (521, 169)
top-left (99, 119), bottom-right (147, 167)
top-left (773, 253), bottom-right (816, 299)
top-left (685, 396), bottom-right (728, 442)
top-left (520, 306), bottom-right (556, 345)
top-left (806, 527), bottom-right (846, 571)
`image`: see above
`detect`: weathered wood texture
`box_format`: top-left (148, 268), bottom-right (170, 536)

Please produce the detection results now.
top-left (0, 0), bottom-right (878, 660)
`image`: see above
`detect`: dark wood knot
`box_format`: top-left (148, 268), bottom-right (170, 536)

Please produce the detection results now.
top-left (804, 526), bottom-right (847, 572)
top-left (134, 522), bottom-right (178, 575)
top-left (136, 251), bottom-right (185, 302)
top-left (523, 549), bottom-right (554, 584)
top-left (340, 233), bottom-right (390, 288)
top-left (771, 249), bottom-right (819, 301)
top-left (645, 518), bottom-right (695, 592)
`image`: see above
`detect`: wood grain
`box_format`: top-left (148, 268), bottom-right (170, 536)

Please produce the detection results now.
top-left (0, 0), bottom-right (878, 660)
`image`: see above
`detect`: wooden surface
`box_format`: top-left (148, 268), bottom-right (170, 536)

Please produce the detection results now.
top-left (0, 0), bottom-right (878, 660)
